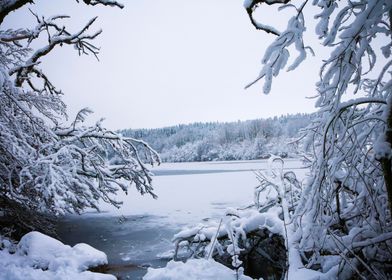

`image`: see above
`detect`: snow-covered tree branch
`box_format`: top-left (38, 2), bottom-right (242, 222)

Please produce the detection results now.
top-left (246, 0), bottom-right (392, 278)
top-left (0, 0), bottom-right (123, 24)
top-left (0, 1), bottom-right (160, 234)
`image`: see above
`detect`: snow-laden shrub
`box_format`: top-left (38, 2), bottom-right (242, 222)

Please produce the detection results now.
top-left (170, 156), bottom-right (301, 279)
top-left (164, 154), bottom-right (392, 279)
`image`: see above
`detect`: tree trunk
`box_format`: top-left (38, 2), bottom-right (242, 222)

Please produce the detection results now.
top-left (381, 97), bottom-right (392, 216)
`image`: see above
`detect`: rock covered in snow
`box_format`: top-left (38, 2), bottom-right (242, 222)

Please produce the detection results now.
top-left (0, 231), bottom-right (115, 280)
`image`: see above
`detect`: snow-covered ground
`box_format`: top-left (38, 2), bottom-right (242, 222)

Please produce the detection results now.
top-left (0, 231), bottom-right (115, 280)
top-left (143, 259), bottom-right (253, 280)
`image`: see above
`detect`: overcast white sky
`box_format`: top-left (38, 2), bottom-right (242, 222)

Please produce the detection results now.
top-left (4, 0), bottom-right (321, 129)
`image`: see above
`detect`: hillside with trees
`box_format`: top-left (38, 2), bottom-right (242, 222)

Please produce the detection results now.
top-left (120, 113), bottom-right (312, 162)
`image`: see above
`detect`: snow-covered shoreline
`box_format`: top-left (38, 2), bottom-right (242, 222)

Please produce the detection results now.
top-left (0, 232), bottom-right (115, 280)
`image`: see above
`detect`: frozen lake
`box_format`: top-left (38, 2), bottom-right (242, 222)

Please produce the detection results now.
top-left (57, 159), bottom-right (306, 279)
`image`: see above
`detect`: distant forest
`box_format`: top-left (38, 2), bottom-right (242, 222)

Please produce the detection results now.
top-left (120, 114), bottom-right (312, 162)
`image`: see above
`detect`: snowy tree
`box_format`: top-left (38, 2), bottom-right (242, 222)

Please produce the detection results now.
top-left (245, 0), bottom-right (392, 278)
top-left (0, 0), bottom-right (160, 234)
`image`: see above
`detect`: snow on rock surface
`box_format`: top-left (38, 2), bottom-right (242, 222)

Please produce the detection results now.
top-left (0, 231), bottom-right (115, 280)
top-left (143, 258), bottom-right (253, 280)
top-left (172, 207), bottom-right (284, 246)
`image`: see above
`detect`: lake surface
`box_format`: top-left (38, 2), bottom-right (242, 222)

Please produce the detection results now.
top-left (57, 159), bottom-right (305, 279)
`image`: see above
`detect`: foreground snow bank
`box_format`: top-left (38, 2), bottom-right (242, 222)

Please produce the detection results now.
top-left (143, 258), bottom-right (252, 280)
top-left (0, 231), bottom-right (115, 280)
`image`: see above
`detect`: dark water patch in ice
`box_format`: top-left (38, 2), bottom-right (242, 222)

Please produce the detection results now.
top-left (57, 215), bottom-right (179, 279)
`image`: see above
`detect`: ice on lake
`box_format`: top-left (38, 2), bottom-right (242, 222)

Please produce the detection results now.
top-left (57, 159), bottom-right (306, 279)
